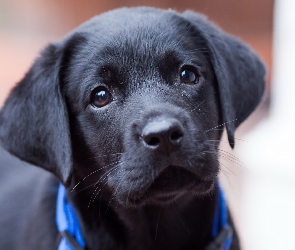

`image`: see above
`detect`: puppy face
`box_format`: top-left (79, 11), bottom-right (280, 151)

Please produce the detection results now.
top-left (0, 8), bottom-right (265, 208)
top-left (63, 11), bottom-right (221, 206)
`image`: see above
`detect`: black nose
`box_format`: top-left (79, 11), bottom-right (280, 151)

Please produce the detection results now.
top-left (141, 118), bottom-right (184, 153)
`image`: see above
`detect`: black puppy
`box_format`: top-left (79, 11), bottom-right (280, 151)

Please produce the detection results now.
top-left (0, 7), bottom-right (265, 250)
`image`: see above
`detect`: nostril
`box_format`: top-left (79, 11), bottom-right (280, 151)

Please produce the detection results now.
top-left (146, 136), bottom-right (160, 146)
top-left (170, 130), bottom-right (183, 142)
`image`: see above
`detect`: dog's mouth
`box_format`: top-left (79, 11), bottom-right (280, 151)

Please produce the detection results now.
top-left (126, 165), bottom-right (215, 206)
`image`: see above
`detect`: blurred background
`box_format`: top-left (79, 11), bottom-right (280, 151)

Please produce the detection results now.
top-left (0, 0), bottom-right (273, 106)
top-left (1, 0), bottom-right (294, 249)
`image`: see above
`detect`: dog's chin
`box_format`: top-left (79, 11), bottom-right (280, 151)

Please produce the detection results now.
top-left (119, 166), bottom-right (216, 207)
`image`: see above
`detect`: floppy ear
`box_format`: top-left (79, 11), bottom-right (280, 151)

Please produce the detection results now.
top-left (0, 44), bottom-right (72, 185)
top-left (182, 11), bottom-right (265, 148)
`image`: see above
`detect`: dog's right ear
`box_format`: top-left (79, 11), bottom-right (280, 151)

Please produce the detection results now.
top-left (0, 44), bottom-right (72, 185)
top-left (181, 11), bottom-right (265, 148)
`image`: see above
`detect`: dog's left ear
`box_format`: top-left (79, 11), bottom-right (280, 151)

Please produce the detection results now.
top-left (0, 44), bottom-right (72, 185)
top-left (182, 11), bottom-right (266, 148)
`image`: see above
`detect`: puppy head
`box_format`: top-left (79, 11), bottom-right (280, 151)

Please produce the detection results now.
top-left (0, 7), bottom-right (265, 206)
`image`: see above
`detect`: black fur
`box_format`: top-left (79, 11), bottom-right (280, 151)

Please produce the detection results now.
top-left (0, 7), bottom-right (265, 250)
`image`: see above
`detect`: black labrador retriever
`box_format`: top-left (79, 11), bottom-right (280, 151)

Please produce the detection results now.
top-left (0, 7), bottom-right (265, 250)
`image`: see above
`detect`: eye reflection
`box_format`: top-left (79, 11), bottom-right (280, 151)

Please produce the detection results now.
top-left (91, 88), bottom-right (112, 108)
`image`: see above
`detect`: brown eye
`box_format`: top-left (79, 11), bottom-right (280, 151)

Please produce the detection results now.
top-left (91, 87), bottom-right (112, 108)
top-left (180, 68), bottom-right (199, 84)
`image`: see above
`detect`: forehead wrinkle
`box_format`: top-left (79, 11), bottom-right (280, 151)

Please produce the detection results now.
top-left (79, 13), bottom-right (209, 92)
top-left (83, 11), bottom-right (202, 65)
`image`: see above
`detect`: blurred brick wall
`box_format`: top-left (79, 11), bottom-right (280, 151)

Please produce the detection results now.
top-left (0, 0), bottom-right (273, 106)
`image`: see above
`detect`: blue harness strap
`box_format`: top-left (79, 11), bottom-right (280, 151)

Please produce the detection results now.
top-left (206, 183), bottom-right (233, 250)
top-left (56, 182), bottom-right (232, 250)
top-left (56, 184), bottom-right (86, 250)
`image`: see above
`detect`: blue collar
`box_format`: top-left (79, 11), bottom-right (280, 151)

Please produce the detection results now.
top-left (208, 183), bottom-right (233, 250)
top-left (56, 184), bottom-right (86, 250)
top-left (56, 183), bottom-right (232, 250)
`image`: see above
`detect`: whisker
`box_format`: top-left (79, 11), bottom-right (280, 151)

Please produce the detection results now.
top-left (205, 138), bottom-right (246, 146)
top-left (93, 163), bottom-right (122, 188)
top-left (154, 209), bottom-right (162, 242)
top-left (173, 202), bottom-right (191, 235)
top-left (113, 176), bottom-right (137, 212)
top-left (219, 154), bottom-right (246, 170)
top-left (204, 119), bottom-right (237, 133)
top-left (154, 207), bottom-right (167, 241)
top-left (218, 149), bottom-right (244, 164)
top-left (70, 164), bottom-right (121, 198)
top-left (204, 150), bottom-right (239, 175)
top-left (88, 179), bottom-right (109, 210)
top-left (220, 169), bottom-right (231, 180)
top-left (217, 160), bottom-right (235, 176)
top-left (71, 160), bottom-right (121, 192)
top-left (88, 153), bottom-right (123, 160)
top-left (88, 166), bottom-right (124, 209)
top-left (105, 169), bottom-right (132, 214)
top-left (172, 23), bottom-right (194, 48)
top-left (155, 207), bottom-right (166, 241)
top-left (126, 178), bottom-right (138, 206)
top-left (190, 100), bottom-right (205, 113)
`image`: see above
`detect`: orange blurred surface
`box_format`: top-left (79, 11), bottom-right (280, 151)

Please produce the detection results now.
top-left (0, 0), bottom-right (273, 107)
